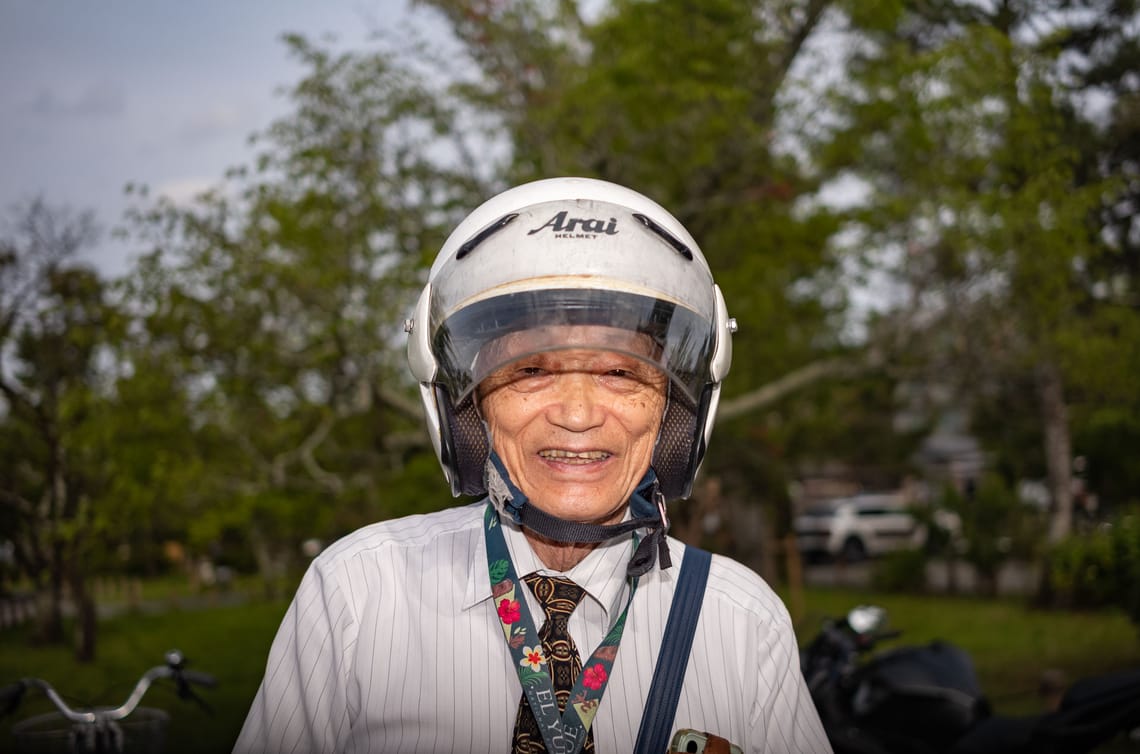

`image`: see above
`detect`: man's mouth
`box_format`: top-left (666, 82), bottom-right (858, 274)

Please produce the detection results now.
top-left (538, 449), bottom-right (611, 464)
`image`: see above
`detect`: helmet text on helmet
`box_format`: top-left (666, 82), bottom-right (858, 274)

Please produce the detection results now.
top-left (527, 211), bottom-right (619, 238)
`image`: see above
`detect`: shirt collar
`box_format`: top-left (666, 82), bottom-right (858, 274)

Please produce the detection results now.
top-left (463, 506), bottom-right (635, 619)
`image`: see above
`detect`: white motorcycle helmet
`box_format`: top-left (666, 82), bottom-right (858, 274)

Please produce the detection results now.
top-left (407, 177), bottom-right (734, 501)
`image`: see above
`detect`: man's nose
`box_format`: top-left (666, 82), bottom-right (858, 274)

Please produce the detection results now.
top-left (548, 373), bottom-right (605, 430)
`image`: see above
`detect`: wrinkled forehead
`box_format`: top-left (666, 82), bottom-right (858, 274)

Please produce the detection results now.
top-left (474, 325), bottom-right (663, 379)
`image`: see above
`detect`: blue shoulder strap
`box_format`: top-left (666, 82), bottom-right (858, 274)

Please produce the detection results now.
top-left (633, 545), bottom-right (712, 754)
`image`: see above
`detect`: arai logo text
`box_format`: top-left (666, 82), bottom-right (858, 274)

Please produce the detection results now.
top-left (527, 211), bottom-right (618, 239)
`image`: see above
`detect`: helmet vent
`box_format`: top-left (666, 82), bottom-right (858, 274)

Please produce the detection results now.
top-left (456, 213), bottom-right (519, 260)
top-left (632, 213), bottom-right (693, 260)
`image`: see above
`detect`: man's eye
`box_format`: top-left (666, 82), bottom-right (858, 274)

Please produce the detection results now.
top-left (500, 366), bottom-right (554, 393)
top-left (606, 368), bottom-right (632, 378)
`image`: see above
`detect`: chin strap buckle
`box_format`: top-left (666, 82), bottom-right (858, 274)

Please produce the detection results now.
top-left (654, 486), bottom-right (672, 571)
top-left (626, 484), bottom-right (673, 578)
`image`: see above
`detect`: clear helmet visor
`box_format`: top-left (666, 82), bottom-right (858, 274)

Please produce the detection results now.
top-left (431, 288), bottom-right (714, 405)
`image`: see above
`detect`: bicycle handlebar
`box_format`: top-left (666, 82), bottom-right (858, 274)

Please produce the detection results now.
top-left (4, 650), bottom-right (217, 723)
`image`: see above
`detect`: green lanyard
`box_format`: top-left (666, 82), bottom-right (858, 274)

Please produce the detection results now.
top-left (483, 502), bottom-right (638, 754)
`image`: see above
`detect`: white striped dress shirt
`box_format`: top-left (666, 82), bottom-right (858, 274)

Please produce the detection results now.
top-left (234, 502), bottom-right (831, 753)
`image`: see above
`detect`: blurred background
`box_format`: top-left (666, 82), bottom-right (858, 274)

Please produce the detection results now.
top-left (2, 0), bottom-right (1139, 751)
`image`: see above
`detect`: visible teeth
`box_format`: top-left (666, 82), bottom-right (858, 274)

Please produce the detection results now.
top-left (539, 449), bottom-right (610, 463)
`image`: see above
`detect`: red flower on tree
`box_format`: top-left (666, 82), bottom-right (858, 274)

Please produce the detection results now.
top-left (497, 598), bottom-right (521, 624)
top-left (582, 664), bottom-right (608, 690)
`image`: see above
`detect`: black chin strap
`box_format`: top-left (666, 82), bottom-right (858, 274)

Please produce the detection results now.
top-left (518, 504), bottom-right (672, 578)
top-left (485, 451), bottom-right (673, 578)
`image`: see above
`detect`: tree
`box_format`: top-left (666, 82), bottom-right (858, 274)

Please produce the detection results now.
top-left (813, 0), bottom-right (1133, 545)
top-left (0, 198), bottom-right (111, 659)
top-left (1049, 0), bottom-right (1140, 516)
top-left (120, 36), bottom-right (491, 590)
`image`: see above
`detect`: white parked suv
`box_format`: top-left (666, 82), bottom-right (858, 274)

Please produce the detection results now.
top-left (794, 493), bottom-right (946, 562)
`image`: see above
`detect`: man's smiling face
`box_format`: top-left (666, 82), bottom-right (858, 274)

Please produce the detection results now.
top-left (476, 326), bottom-right (668, 525)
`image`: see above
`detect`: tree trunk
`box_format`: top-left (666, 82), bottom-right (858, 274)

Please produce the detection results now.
top-left (249, 525), bottom-right (286, 599)
top-left (70, 566), bottom-right (97, 662)
top-left (945, 548), bottom-right (959, 596)
top-left (37, 540), bottom-right (65, 644)
top-left (1035, 361), bottom-right (1073, 608)
top-left (1037, 361), bottom-right (1073, 544)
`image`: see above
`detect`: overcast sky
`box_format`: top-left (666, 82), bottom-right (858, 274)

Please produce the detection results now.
top-left (0, 0), bottom-right (441, 276)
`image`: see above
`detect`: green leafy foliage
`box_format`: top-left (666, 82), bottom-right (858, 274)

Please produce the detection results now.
top-left (0, 199), bottom-right (128, 657)
top-left (1050, 506), bottom-right (1140, 629)
top-left (115, 35), bottom-right (491, 592)
top-left (814, 1), bottom-right (1140, 545)
top-left (939, 476), bottom-right (1047, 594)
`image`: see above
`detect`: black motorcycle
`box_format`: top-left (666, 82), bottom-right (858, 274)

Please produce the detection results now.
top-left (800, 605), bottom-right (1140, 754)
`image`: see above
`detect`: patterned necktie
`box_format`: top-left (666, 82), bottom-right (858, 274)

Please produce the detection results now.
top-left (511, 574), bottom-right (596, 754)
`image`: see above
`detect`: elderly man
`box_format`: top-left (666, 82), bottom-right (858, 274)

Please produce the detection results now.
top-left (235, 178), bottom-right (831, 753)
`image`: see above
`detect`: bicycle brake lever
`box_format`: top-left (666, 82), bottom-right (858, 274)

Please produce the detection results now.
top-left (181, 682), bottom-right (214, 714)
top-left (180, 670), bottom-right (218, 689)
top-left (172, 671), bottom-right (215, 714)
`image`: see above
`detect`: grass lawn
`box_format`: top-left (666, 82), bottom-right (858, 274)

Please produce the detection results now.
top-left (0, 598), bottom-right (289, 754)
top-left (1, 587), bottom-right (1138, 752)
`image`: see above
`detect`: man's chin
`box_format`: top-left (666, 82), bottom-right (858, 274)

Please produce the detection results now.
top-left (527, 490), bottom-right (627, 526)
